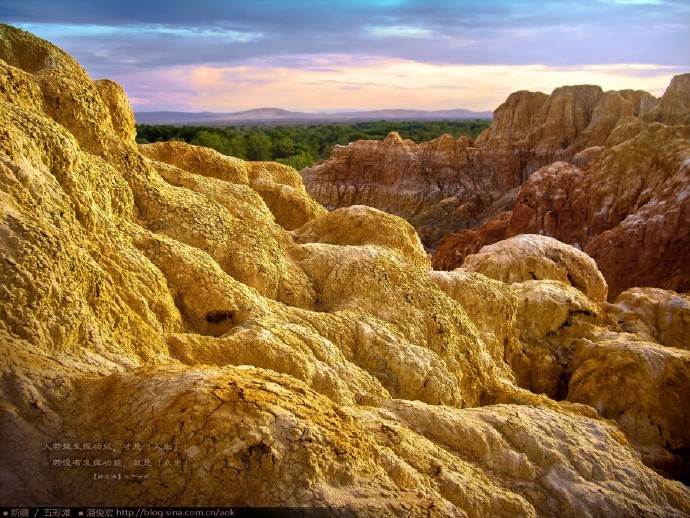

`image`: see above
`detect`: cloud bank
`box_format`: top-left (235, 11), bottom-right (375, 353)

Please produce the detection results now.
top-left (3, 0), bottom-right (688, 111)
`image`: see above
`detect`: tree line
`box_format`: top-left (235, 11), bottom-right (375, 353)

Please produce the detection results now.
top-left (135, 120), bottom-right (491, 170)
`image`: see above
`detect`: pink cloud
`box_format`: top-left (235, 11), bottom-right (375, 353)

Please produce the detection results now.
top-left (117, 57), bottom-right (682, 113)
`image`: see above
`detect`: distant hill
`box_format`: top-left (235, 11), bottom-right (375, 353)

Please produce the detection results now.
top-left (135, 107), bottom-right (493, 125)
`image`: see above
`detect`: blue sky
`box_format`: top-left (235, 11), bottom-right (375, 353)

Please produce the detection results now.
top-left (2, 0), bottom-right (688, 112)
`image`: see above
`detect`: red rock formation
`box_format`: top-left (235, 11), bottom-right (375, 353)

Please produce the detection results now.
top-left (475, 84), bottom-right (657, 161)
top-left (505, 123), bottom-right (690, 299)
top-left (642, 73), bottom-right (690, 125)
top-left (303, 79), bottom-right (673, 252)
top-left (432, 212), bottom-right (510, 270)
top-left (430, 74), bottom-right (690, 296)
top-left (302, 132), bottom-right (500, 245)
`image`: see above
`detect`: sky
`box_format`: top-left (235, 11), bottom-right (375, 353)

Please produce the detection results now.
top-left (1, 0), bottom-right (689, 113)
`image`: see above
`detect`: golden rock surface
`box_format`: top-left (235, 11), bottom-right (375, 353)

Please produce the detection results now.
top-left (611, 287), bottom-right (690, 349)
top-left (461, 234), bottom-right (609, 302)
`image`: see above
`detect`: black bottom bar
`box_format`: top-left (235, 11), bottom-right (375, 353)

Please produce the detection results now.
top-left (0, 509), bottom-right (356, 518)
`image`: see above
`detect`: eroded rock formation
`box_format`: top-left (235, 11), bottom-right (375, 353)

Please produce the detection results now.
top-left (432, 211), bottom-right (511, 271)
top-left (609, 288), bottom-right (690, 349)
top-left (305, 73), bottom-right (689, 299)
top-left (1, 24), bottom-right (689, 514)
top-left (459, 235), bottom-right (690, 481)
top-left (434, 79), bottom-right (689, 298)
top-left (301, 132), bottom-right (508, 246)
top-left (505, 123), bottom-right (690, 298)
top-left (302, 78), bottom-right (682, 247)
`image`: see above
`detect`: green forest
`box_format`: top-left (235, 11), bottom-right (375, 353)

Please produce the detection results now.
top-left (135, 120), bottom-right (491, 170)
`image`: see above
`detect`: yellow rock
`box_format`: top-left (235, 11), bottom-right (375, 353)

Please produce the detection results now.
top-left (429, 268), bottom-right (518, 381)
top-left (508, 280), bottom-right (601, 399)
top-left (462, 234), bottom-right (609, 302)
top-left (612, 287), bottom-right (690, 349)
top-left (292, 204), bottom-right (431, 270)
top-left (568, 336), bottom-right (690, 480)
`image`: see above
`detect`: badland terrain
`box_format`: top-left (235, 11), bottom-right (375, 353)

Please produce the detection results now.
top-left (303, 74), bottom-right (690, 301)
top-left (0, 24), bottom-right (689, 515)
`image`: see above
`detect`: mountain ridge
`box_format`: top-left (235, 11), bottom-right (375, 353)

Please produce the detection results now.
top-left (135, 107), bottom-right (493, 125)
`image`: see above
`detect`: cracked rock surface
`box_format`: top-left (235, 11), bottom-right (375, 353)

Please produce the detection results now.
top-left (1, 24), bottom-right (689, 515)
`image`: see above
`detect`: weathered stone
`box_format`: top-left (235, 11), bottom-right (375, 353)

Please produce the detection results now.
top-left (506, 124), bottom-right (690, 299)
top-left (462, 234), bottom-right (608, 302)
top-left (291, 205), bottom-right (431, 269)
top-left (302, 131), bottom-right (498, 246)
top-left (568, 336), bottom-right (690, 481)
top-left (429, 268), bottom-right (518, 381)
top-left (610, 287), bottom-right (690, 349)
top-left (508, 280), bottom-right (602, 400)
top-left (432, 211), bottom-right (510, 270)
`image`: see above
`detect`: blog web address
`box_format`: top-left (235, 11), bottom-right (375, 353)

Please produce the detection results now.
top-left (119, 510), bottom-right (236, 517)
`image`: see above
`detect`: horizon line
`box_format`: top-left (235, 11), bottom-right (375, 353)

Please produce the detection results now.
top-left (133, 106), bottom-right (496, 114)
